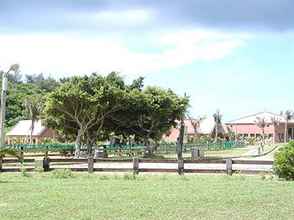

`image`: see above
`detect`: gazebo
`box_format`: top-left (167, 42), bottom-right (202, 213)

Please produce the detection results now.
top-left (6, 120), bottom-right (56, 144)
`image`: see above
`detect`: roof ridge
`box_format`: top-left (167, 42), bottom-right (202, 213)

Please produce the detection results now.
top-left (226, 111), bottom-right (281, 123)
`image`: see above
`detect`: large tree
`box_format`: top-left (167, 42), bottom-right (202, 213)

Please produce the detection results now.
top-left (44, 73), bottom-right (127, 156)
top-left (44, 73), bottom-right (189, 156)
top-left (106, 86), bottom-right (189, 149)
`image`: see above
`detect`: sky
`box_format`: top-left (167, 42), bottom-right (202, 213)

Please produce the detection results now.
top-left (0, 0), bottom-right (294, 121)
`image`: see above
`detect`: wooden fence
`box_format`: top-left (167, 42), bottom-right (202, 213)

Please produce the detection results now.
top-left (0, 157), bottom-right (273, 175)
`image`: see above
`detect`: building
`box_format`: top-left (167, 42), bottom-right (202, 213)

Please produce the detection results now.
top-left (163, 117), bottom-right (227, 143)
top-left (6, 120), bottom-right (56, 144)
top-left (226, 112), bottom-right (293, 143)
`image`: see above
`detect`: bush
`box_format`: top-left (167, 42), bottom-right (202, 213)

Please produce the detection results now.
top-left (274, 141), bottom-right (294, 180)
top-left (123, 173), bottom-right (136, 180)
top-left (51, 169), bottom-right (73, 179)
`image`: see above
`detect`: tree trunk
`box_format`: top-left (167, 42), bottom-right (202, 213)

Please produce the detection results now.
top-left (30, 119), bottom-right (34, 144)
top-left (261, 128), bottom-right (265, 151)
top-left (87, 137), bottom-right (96, 158)
top-left (177, 120), bottom-right (185, 160)
top-left (215, 123), bottom-right (218, 143)
top-left (74, 129), bottom-right (82, 158)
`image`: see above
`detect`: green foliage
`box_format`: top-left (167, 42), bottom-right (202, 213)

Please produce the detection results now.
top-left (45, 73), bottom-right (189, 153)
top-left (123, 173), bottom-right (137, 180)
top-left (4, 70), bottom-right (189, 154)
top-left (44, 73), bottom-right (129, 148)
top-left (23, 94), bottom-right (45, 142)
top-left (2, 71), bottom-right (59, 130)
top-left (106, 86), bottom-right (189, 144)
top-left (51, 169), bottom-right (74, 179)
top-left (0, 148), bottom-right (19, 159)
top-left (274, 141), bottom-right (294, 180)
top-left (23, 94), bottom-right (44, 120)
top-left (25, 73), bottom-right (60, 92)
top-left (6, 83), bottom-right (43, 129)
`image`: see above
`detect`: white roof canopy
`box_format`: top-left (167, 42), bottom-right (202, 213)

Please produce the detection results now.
top-left (226, 112), bottom-right (289, 124)
top-left (6, 120), bottom-right (47, 136)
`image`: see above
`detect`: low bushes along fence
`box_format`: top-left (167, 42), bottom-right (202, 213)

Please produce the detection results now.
top-left (2, 141), bottom-right (246, 158)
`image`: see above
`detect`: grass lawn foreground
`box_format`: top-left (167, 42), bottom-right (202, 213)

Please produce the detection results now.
top-left (0, 172), bottom-right (293, 220)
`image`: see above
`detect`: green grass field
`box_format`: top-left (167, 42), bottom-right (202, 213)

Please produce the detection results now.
top-left (0, 172), bottom-right (293, 220)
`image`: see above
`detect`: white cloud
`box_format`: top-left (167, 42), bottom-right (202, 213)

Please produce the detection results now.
top-left (68, 9), bottom-right (154, 28)
top-left (94, 9), bottom-right (153, 26)
top-left (0, 30), bottom-right (248, 76)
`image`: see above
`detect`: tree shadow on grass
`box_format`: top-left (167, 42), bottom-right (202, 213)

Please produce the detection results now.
top-left (0, 179), bottom-right (28, 184)
top-left (0, 180), bottom-right (11, 184)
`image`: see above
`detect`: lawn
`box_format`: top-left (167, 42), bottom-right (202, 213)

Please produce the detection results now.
top-left (0, 172), bottom-right (293, 220)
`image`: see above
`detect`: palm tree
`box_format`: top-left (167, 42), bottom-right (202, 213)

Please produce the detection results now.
top-left (280, 110), bottom-right (293, 143)
top-left (270, 117), bottom-right (280, 144)
top-left (23, 95), bottom-right (43, 144)
top-left (213, 110), bottom-right (222, 142)
top-left (187, 115), bottom-right (206, 140)
top-left (255, 117), bottom-right (270, 151)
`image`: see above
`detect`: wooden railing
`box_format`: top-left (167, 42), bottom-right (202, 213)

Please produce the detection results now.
top-left (0, 157), bottom-right (273, 175)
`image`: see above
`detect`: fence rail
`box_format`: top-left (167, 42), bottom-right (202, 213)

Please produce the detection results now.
top-left (0, 157), bottom-right (273, 175)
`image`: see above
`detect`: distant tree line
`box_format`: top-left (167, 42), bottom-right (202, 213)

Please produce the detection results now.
top-left (2, 73), bottom-right (60, 129)
top-left (3, 71), bottom-right (189, 155)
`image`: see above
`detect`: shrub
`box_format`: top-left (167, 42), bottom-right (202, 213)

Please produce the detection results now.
top-left (274, 141), bottom-right (294, 180)
top-left (51, 169), bottom-right (73, 179)
top-left (123, 173), bottom-right (136, 180)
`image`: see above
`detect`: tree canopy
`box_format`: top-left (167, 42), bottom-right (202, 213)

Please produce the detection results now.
top-left (44, 73), bottom-right (129, 154)
top-left (2, 69), bottom-right (189, 152)
top-left (44, 73), bottom-right (189, 154)
top-left (2, 72), bottom-right (59, 130)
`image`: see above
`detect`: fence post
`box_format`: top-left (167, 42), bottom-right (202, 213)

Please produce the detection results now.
top-left (178, 159), bottom-right (184, 175)
top-left (45, 146), bottom-right (49, 159)
top-left (133, 157), bottom-right (139, 175)
top-left (43, 157), bottom-right (50, 172)
top-left (226, 159), bottom-right (233, 175)
top-left (88, 156), bottom-right (94, 173)
top-left (20, 146), bottom-right (24, 164)
top-left (191, 148), bottom-right (199, 160)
